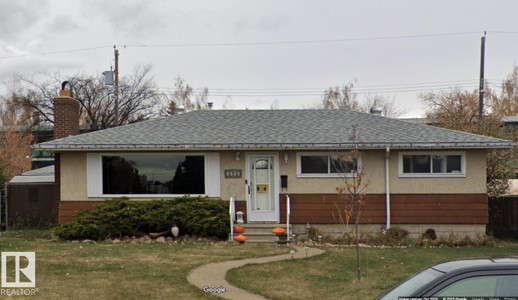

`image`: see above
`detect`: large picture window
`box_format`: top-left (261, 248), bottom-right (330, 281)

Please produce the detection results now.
top-left (297, 153), bottom-right (358, 177)
top-left (399, 151), bottom-right (465, 177)
top-left (102, 154), bottom-right (205, 195)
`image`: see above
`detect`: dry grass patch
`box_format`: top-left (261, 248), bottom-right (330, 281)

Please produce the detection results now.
top-left (0, 229), bottom-right (287, 299)
top-left (227, 242), bottom-right (518, 299)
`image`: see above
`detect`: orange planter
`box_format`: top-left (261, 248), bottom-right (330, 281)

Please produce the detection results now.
top-left (272, 227), bottom-right (286, 234)
top-left (234, 234), bottom-right (247, 242)
top-left (234, 225), bottom-right (245, 233)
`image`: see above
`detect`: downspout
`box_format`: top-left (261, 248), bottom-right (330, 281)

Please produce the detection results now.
top-left (385, 147), bottom-right (391, 230)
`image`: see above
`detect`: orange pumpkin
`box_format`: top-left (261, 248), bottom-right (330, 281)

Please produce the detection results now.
top-left (234, 225), bottom-right (245, 233)
top-left (272, 227), bottom-right (286, 234)
top-left (234, 234), bottom-right (247, 242)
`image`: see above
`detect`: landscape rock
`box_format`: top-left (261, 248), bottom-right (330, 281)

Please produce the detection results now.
top-left (149, 231), bottom-right (169, 238)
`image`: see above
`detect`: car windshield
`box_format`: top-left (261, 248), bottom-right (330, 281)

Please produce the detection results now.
top-left (376, 267), bottom-right (444, 300)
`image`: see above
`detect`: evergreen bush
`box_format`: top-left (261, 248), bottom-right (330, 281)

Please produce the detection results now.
top-left (53, 197), bottom-right (230, 240)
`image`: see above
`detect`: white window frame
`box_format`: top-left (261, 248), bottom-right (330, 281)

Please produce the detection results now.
top-left (296, 152), bottom-right (361, 178)
top-left (87, 152), bottom-right (220, 198)
top-left (398, 151), bottom-right (466, 178)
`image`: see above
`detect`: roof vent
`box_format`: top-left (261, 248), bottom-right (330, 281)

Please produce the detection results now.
top-left (174, 104), bottom-right (186, 114)
top-left (370, 107), bottom-right (383, 116)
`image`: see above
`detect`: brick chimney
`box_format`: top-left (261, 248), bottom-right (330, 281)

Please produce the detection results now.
top-left (53, 82), bottom-right (80, 224)
top-left (53, 81), bottom-right (79, 139)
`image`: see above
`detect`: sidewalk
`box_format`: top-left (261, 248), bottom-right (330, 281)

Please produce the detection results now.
top-left (187, 246), bottom-right (325, 300)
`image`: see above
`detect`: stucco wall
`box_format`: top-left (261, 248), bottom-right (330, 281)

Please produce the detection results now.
top-left (60, 149), bottom-right (487, 202)
top-left (273, 149), bottom-right (487, 195)
top-left (388, 149), bottom-right (487, 194)
top-left (220, 151), bottom-right (247, 200)
top-left (60, 152), bottom-right (88, 201)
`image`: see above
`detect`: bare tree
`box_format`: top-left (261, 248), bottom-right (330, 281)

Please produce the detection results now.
top-left (10, 64), bottom-right (160, 130)
top-left (419, 76), bottom-right (518, 196)
top-left (490, 65), bottom-right (518, 118)
top-left (320, 80), bottom-right (359, 110)
top-left (0, 129), bottom-right (33, 180)
top-left (360, 95), bottom-right (403, 118)
top-left (419, 88), bottom-right (482, 130)
top-left (0, 97), bottom-right (33, 180)
top-left (270, 99), bottom-right (280, 110)
top-left (334, 125), bottom-right (369, 282)
top-left (0, 94), bottom-right (39, 127)
top-left (163, 76), bottom-right (210, 115)
top-left (222, 96), bottom-right (235, 109)
top-left (316, 80), bottom-right (403, 117)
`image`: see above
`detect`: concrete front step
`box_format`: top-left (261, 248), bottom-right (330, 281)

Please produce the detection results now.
top-left (230, 223), bottom-right (291, 244)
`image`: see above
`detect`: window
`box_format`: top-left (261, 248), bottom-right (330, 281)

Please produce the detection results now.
top-left (102, 154), bottom-right (205, 195)
top-left (297, 153), bottom-right (358, 177)
top-left (434, 275), bottom-right (518, 297)
top-left (399, 152), bottom-right (465, 177)
top-left (377, 268), bottom-right (443, 300)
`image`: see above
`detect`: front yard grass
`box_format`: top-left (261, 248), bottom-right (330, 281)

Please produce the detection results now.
top-left (3, 229), bottom-right (518, 300)
top-left (227, 243), bottom-right (518, 300)
top-left (0, 229), bottom-right (287, 299)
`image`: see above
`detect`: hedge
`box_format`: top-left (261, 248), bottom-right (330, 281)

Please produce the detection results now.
top-left (52, 197), bottom-right (230, 240)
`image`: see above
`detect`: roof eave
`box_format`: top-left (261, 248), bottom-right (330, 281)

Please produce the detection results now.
top-left (32, 142), bottom-right (515, 152)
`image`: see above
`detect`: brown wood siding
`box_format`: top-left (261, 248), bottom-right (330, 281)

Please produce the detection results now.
top-left (59, 201), bottom-right (103, 224)
top-left (280, 194), bottom-right (488, 225)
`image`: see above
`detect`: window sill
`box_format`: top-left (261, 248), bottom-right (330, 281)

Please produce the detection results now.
top-left (100, 194), bottom-right (207, 198)
top-left (297, 173), bottom-right (357, 178)
top-left (398, 173), bottom-right (466, 178)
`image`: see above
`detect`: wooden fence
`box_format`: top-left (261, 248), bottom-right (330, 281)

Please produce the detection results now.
top-left (488, 196), bottom-right (518, 238)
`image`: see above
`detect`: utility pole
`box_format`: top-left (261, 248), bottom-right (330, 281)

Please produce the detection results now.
top-left (114, 45), bottom-right (119, 127)
top-left (478, 31), bottom-right (486, 119)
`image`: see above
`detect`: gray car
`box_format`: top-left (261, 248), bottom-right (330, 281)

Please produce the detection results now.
top-left (376, 257), bottom-right (518, 299)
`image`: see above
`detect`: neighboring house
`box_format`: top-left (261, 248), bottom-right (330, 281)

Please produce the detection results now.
top-left (33, 91), bottom-right (514, 237)
top-left (0, 124), bottom-right (91, 169)
top-left (502, 115), bottom-right (518, 127)
top-left (7, 166), bottom-right (55, 226)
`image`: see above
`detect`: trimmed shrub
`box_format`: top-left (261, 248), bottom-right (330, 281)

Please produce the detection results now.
top-left (422, 228), bottom-right (437, 240)
top-left (384, 227), bottom-right (409, 240)
top-left (52, 197), bottom-right (230, 240)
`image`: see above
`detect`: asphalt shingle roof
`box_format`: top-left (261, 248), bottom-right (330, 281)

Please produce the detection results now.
top-left (33, 109), bottom-right (514, 151)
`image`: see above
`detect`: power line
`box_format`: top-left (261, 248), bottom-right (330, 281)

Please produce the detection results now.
top-left (124, 32), bottom-right (481, 48)
top-left (155, 81), bottom-right (481, 97)
top-left (0, 45), bottom-right (112, 60)
top-left (157, 79), bottom-right (478, 92)
top-left (487, 31), bottom-right (518, 34)
top-left (0, 31), bottom-right (484, 60)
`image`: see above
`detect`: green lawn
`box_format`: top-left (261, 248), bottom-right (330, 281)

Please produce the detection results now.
top-left (0, 229), bottom-right (288, 300)
top-left (2, 229), bottom-right (518, 300)
top-left (227, 243), bottom-right (518, 300)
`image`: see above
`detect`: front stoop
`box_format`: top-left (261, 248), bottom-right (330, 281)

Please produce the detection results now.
top-left (230, 223), bottom-right (291, 244)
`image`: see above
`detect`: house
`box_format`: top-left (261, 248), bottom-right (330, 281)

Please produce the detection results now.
top-left (33, 90), bottom-right (514, 237)
top-left (7, 166), bottom-right (55, 226)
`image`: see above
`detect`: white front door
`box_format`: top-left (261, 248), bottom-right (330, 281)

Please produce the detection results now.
top-left (246, 154), bottom-right (279, 222)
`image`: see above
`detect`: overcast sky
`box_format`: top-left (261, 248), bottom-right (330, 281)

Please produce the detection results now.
top-left (2, 0), bottom-right (518, 117)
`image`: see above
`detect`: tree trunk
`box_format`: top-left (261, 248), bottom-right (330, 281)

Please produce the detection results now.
top-left (354, 196), bottom-right (361, 282)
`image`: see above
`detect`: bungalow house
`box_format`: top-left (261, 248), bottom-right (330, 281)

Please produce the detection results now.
top-left (33, 91), bottom-right (514, 238)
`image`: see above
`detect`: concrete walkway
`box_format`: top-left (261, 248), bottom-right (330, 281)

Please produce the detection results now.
top-left (187, 246), bottom-right (325, 300)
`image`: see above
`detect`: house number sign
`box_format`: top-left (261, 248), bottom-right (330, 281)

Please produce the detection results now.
top-left (224, 169), bottom-right (242, 179)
